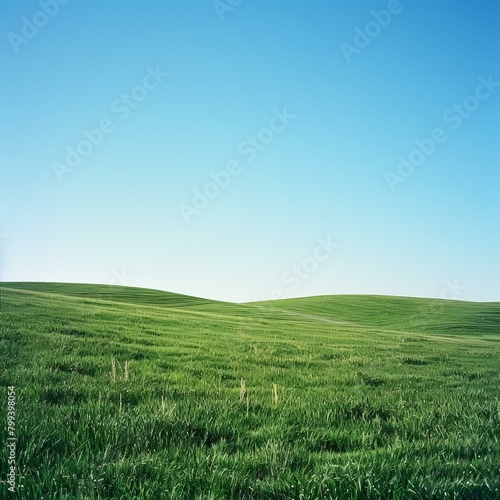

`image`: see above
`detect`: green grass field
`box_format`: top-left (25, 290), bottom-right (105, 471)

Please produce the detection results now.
top-left (1, 282), bottom-right (499, 499)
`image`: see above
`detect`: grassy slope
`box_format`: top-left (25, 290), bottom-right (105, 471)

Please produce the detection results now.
top-left (0, 282), bottom-right (221, 309)
top-left (252, 294), bottom-right (500, 336)
top-left (0, 283), bottom-right (499, 499)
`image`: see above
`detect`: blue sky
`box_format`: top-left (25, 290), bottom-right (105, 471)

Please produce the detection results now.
top-left (1, 0), bottom-right (499, 302)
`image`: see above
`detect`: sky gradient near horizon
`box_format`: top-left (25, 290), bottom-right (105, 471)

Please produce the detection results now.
top-left (1, 0), bottom-right (499, 302)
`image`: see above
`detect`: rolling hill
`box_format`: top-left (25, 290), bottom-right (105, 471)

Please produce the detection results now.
top-left (0, 282), bottom-right (221, 309)
top-left (252, 294), bottom-right (500, 336)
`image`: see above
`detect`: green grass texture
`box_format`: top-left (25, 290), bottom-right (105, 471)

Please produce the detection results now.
top-left (1, 282), bottom-right (499, 499)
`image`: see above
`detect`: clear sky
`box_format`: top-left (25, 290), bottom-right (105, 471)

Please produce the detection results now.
top-left (1, 0), bottom-right (499, 302)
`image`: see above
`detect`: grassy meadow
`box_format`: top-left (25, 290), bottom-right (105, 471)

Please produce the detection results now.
top-left (0, 282), bottom-right (499, 499)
